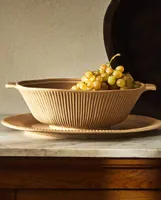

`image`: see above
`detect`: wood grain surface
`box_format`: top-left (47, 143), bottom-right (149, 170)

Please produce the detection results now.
top-left (1, 157), bottom-right (161, 189)
top-left (16, 190), bottom-right (161, 200)
top-left (1, 158), bottom-right (161, 200)
top-left (0, 190), bottom-right (15, 200)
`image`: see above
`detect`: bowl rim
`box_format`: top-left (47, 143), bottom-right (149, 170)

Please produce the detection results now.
top-left (12, 78), bottom-right (145, 92)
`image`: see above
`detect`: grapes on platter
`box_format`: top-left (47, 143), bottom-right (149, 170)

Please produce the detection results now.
top-left (71, 53), bottom-right (142, 91)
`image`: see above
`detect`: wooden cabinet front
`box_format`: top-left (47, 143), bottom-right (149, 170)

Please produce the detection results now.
top-left (1, 157), bottom-right (161, 200)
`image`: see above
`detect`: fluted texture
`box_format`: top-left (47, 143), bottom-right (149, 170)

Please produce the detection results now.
top-left (19, 87), bottom-right (145, 129)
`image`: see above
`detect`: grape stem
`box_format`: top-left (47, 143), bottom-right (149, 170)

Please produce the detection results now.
top-left (106, 53), bottom-right (121, 68)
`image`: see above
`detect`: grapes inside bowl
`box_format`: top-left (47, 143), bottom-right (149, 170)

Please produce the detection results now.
top-left (71, 53), bottom-right (141, 91)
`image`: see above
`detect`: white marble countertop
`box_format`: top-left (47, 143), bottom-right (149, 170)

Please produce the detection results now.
top-left (1, 115), bottom-right (161, 158)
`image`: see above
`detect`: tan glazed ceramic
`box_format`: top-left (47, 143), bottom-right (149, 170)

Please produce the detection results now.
top-left (5, 78), bottom-right (156, 129)
top-left (1, 113), bottom-right (161, 135)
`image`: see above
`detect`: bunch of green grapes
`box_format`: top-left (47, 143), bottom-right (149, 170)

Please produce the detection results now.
top-left (71, 53), bottom-right (141, 91)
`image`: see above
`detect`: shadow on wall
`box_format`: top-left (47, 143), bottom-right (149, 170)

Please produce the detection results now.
top-left (104, 0), bottom-right (161, 119)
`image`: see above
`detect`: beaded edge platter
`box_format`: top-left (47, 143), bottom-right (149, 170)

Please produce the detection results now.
top-left (1, 113), bottom-right (161, 135)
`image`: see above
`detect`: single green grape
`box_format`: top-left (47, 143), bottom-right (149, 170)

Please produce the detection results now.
top-left (76, 81), bottom-right (82, 89)
top-left (85, 71), bottom-right (93, 79)
top-left (100, 64), bottom-right (107, 71)
top-left (99, 69), bottom-right (105, 74)
top-left (106, 67), bottom-right (113, 75)
top-left (80, 83), bottom-right (87, 90)
top-left (96, 76), bottom-right (103, 82)
top-left (101, 73), bottom-right (109, 81)
top-left (85, 79), bottom-right (91, 84)
top-left (108, 76), bottom-right (116, 85)
top-left (116, 66), bottom-right (124, 72)
top-left (87, 81), bottom-right (93, 89)
top-left (78, 82), bottom-right (84, 88)
top-left (71, 85), bottom-right (79, 91)
top-left (116, 79), bottom-right (126, 88)
top-left (113, 70), bottom-right (122, 79)
top-left (90, 75), bottom-right (96, 82)
top-left (93, 81), bottom-right (101, 90)
top-left (81, 76), bottom-right (88, 83)
top-left (123, 73), bottom-right (134, 89)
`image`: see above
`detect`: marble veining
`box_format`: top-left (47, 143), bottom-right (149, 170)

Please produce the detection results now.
top-left (1, 115), bottom-right (161, 157)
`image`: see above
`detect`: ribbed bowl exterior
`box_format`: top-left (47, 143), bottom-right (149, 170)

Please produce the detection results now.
top-left (18, 87), bottom-right (145, 129)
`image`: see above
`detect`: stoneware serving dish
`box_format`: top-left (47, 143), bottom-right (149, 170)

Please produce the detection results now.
top-left (6, 78), bottom-right (156, 129)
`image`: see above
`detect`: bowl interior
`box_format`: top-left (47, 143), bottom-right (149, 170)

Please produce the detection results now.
top-left (18, 78), bottom-right (79, 89)
top-left (17, 78), bottom-right (144, 92)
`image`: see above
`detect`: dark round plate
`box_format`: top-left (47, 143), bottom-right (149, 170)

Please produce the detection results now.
top-left (103, 0), bottom-right (161, 119)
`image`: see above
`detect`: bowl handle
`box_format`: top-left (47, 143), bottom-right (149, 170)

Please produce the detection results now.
top-left (145, 84), bottom-right (157, 91)
top-left (5, 82), bottom-right (17, 89)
